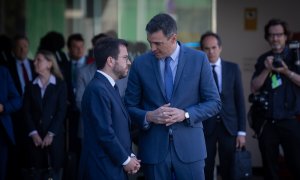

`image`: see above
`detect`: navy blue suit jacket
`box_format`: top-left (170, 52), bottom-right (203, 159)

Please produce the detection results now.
top-left (124, 43), bottom-right (221, 164)
top-left (0, 66), bottom-right (22, 144)
top-left (6, 58), bottom-right (35, 96)
top-left (204, 60), bottom-right (246, 136)
top-left (79, 72), bottom-right (132, 180)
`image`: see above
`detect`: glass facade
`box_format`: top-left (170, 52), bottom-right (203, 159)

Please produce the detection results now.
top-left (1, 0), bottom-right (214, 55)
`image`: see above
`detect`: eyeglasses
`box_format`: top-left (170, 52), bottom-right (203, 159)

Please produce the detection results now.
top-left (268, 33), bottom-right (285, 38)
top-left (118, 55), bottom-right (131, 62)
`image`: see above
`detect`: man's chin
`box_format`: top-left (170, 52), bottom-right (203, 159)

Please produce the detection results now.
top-left (119, 74), bottom-right (127, 79)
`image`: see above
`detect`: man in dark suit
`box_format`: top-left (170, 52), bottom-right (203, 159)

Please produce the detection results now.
top-left (79, 38), bottom-right (140, 180)
top-left (7, 35), bottom-right (35, 95)
top-left (5, 35), bottom-right (36, 179)
top-left (124, 13), bottom-right (221, 179)
top-left (0, 66), bottom-right (22, 180)
top-left (63, 33), bottom-right (88, 157)
top-left (200, 32), bottom-right (247, 180)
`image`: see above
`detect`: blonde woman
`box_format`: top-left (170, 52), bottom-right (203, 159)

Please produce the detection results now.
top-left (23, 50), bottom-right (67, 180)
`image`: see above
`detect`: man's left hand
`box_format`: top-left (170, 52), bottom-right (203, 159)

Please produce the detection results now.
top-left (164, 107), bottom-right (185, 126)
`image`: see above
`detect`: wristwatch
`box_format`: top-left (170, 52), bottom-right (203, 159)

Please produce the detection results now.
top-left (184, 111), bottom-right (191, 126)
top-left (184, 111), bottom-right (190, 120)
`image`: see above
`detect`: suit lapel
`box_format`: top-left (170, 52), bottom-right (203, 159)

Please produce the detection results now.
top-left (173, 44), bottom-right (187, 97)
top-left (221, 60), bottom-right (228, 93)
top-left (96, 73), bottom-right (129, 120)
top-left (12, 62), bottom-right (23, 95)
top-left (150, 55), bottom-right (167, 101)
top-left (43, 83), bottom-right (55, 106)
top-left (110, 84), bottom-right (130, 120)
top-left (32, 84), bottom-right (43, 111)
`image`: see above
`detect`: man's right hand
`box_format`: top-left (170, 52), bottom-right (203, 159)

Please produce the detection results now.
top-left (31, 134), bottom-right (43, 147)
top-left (123, 157), bottom-right (141, 174)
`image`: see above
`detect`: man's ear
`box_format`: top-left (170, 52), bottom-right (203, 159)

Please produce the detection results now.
top-left (171, 34), bottom-right (177, 43)
top-left (107, 56), bottom-right (115, 67)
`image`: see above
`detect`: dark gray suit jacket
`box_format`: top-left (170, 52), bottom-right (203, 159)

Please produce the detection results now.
top-left (204, 60), bottom-right (246, 136)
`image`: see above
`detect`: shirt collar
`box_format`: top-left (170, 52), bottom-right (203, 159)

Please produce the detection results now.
top-left (16, 58), bottom-right (29, 65)
top-left (210, 57), bottom-right (221, 67)
top-left (33, 74), bottom-right (56, 87)
top-left (72, 56), bottom-right (86, 66)
top-left (169, 43), bottom-right (180, 61)
top-left (97, 70), bottom-right (115, 87)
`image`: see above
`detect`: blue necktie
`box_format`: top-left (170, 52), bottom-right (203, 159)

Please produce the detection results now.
top-left (164, 57), bottom-right (173, 102)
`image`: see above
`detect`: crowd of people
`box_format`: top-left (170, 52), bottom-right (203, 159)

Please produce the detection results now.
top-left (0, 13), bottom-right (300, 180)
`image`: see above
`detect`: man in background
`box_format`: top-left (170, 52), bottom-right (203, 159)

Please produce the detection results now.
top-left (200, 31), bottom-right (246, 180)
top-left (251, 19), bottom-right (300, 179)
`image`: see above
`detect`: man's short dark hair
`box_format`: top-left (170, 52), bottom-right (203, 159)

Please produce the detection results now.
top-left (13, 34), bottom-right (29, 47)
top-left (264, 19), bottom-right (290, 41)
top-left (67, 33), bottom-right (84, 48)
top-left (146, 13), bottom-right (177, 38)
top-left (91, 33), bottom-right (110, 47)
top-left (94, 38), bottom-right (128, 70)
top-left (199, 31), bottom-right (222, 50)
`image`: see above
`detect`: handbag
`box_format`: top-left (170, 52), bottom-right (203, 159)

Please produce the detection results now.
top-left (231, 147), bottom-right (252, 180)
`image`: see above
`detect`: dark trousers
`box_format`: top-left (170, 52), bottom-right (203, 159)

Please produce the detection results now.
top-left (0, 124), bottom-right (8, 180)
top-left (142, 137), bottom-right (205, 180)
top-left (204, 120), bottom-right (236, 180)
top-left (258, 118), bottom-right (300, 180)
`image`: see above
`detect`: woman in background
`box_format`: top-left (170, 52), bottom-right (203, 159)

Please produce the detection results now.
top-left (23, 50), bottom-right (67, 180)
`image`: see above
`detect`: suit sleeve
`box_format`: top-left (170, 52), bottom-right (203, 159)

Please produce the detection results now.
top-left (233, 65), bottom-right (246, 132)
top-left (2, 67), bottom-right (22, 114)
top-left (185, 55), bottom-right (222, 126)
top-left (76, 68), bottom-right (86, 111)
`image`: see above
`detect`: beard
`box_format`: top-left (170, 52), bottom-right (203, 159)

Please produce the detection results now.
top-left (113, 65), bottom-right (128, 80)
top-left (271, 43), bottom-right (285, 53)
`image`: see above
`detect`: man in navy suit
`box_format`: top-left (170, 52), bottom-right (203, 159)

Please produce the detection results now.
top-left (124, 13), bottom-right (221, 179)
top-left (200, 32), bottom-right (246, 180)
top-left (79, 38), bottom-right (141, 180)
top-left (0, 66), bottom-right (22, 180)
top-left (5, 35), bottom-right (36, 179)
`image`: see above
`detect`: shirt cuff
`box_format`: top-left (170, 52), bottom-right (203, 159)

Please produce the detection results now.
top-left (237, 131), bottom-right (246, 136)
top-left (29, 130), bottom-right (38, 137)
top-left (122, 153), bottom-right (136, 166)
top-left (47, 131), bottom-right (55, 137)
top-left (122, 157), bottom-right (131, 166)
top-left (143, 116), bottom-right (150, 129)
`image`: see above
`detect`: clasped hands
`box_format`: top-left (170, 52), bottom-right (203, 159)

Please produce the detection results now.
top-left (146, 103), bottom-right (185, 126)
top-left (124, 156), bottom-right (141, 174)
top-left (31, 133), bottom-right (53, 148)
